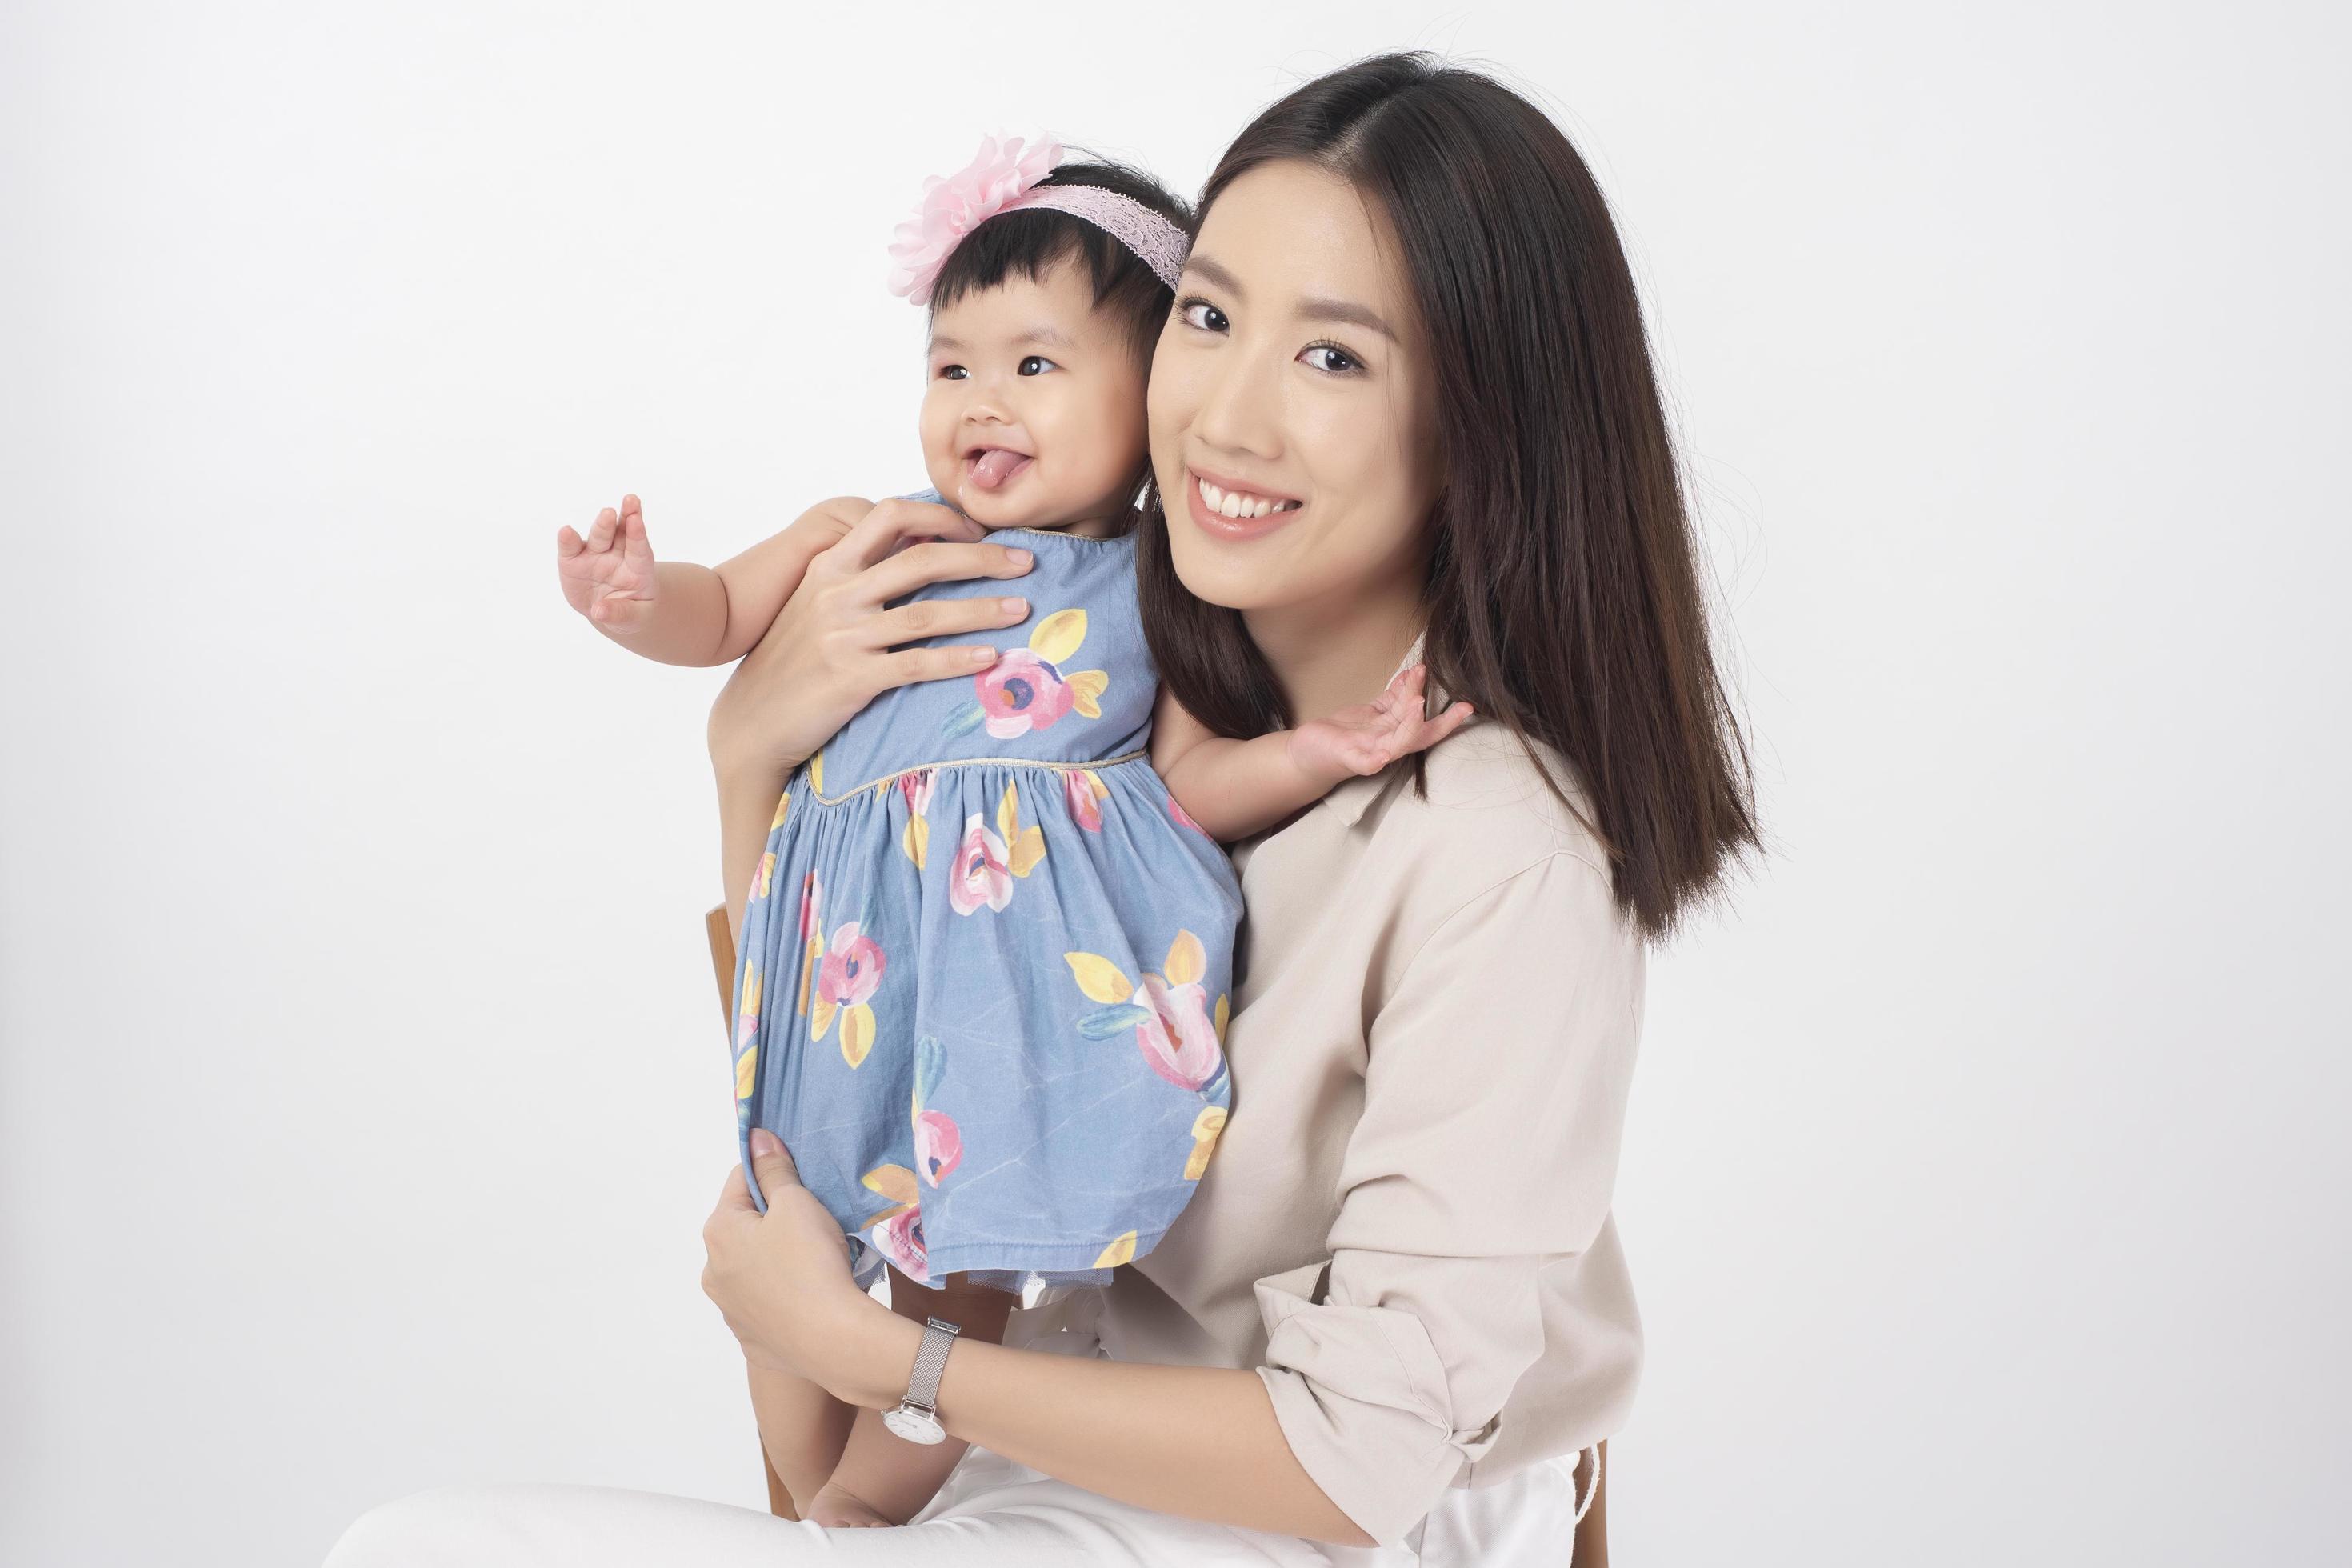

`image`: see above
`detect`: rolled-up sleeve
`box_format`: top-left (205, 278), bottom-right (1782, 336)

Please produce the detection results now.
top-left (1251, 849), bottom-right (1643, 1547)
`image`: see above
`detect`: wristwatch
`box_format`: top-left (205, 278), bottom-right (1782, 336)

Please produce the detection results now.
top-left (881, 1316), bottom-right (962, 1444)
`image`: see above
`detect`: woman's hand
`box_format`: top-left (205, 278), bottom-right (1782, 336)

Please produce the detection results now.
top-left (1286, 662), bottom-right (1475, 785)
top-left (702, 1128), bottom-right (900, 1401)
top-left (706, 497), bottom-right (1038, 781)
top-left (704, 1137), bottom-right (1372, 1545)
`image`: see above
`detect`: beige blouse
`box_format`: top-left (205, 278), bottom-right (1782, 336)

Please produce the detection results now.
top-left (1004, 638), bottom-right (1649, 1548)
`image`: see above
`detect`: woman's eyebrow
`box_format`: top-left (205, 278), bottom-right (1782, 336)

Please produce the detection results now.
top-left (1183, 252), bottom-right (1396, 343)
top-left (1182, 253), bottom-right (1245, 297)
top-left (1300, 296), bottom-right (1397, 342)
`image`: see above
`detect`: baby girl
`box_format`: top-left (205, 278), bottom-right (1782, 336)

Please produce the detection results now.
top-left (555, 134), bottom-right (1471, 1529)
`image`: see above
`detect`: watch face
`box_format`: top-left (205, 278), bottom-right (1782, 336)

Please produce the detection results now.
top-left (883, 1404), bottom-right (945, 1446)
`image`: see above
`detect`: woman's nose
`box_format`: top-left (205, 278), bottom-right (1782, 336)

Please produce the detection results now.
top-left (1190, 348), bottom-right (1282, 460)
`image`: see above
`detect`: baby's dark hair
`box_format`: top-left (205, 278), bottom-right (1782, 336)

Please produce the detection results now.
top-left (928, 156), bottom-right (1194, 369)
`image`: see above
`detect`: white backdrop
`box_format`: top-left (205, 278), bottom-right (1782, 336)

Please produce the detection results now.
top-left (4, 2), bottom-right (2345, 1563)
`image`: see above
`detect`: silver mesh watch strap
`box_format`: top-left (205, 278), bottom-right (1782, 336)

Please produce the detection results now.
top-left (906, 1315), bottom-right (962, 1412)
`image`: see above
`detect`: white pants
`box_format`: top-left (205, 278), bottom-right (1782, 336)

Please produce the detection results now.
top-left (320, 1443), bottom-right (1594, 1568)
top-left (321, 1298), bottom-right (1598, 1567)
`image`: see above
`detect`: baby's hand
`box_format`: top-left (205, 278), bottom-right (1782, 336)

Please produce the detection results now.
top-left (557, 493), bottom-right (659, 631)
top-left (1286, 663), bottom-right (1474, 786)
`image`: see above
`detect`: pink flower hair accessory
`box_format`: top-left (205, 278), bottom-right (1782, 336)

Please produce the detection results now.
top-left (886, 132), bottom-right (1189, 306)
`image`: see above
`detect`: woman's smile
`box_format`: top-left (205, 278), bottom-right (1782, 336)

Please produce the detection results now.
top-left (1183, 462), bottom-right (1305, 542)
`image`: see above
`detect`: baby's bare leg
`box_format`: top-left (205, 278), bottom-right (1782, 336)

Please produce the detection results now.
top-left (806, 1264), bottom-right (1018, 1528)
top-left (746, 1361), bottom-right (858, 1518)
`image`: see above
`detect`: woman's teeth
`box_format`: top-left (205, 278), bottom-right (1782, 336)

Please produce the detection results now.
top-left (1196, 477), bottom-right (1302, 519)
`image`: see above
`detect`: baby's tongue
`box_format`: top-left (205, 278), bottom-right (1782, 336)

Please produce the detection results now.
top-left (969, 448), bottom-right (1031, 490)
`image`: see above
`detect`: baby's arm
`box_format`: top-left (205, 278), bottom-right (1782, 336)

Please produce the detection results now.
top-left (556, 493), bottom-right (870, 667)
top-left (1150, 663), bottom-right (1474, 842)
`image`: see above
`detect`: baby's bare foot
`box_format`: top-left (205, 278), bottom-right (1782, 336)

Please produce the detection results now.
top-left (807, 1479), bottom-right (896, 1530)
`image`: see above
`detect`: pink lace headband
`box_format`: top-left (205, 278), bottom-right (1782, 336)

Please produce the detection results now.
top-left (886, 133), bottom-right (1190, 307)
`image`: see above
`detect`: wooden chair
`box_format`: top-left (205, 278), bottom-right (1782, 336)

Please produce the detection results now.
top-left (701, 906), bottom-right (1608, 1561)
top-left (702, 909), bottom-right (806, 1520)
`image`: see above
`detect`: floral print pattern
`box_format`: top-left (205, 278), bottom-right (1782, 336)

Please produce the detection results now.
top-left (1062, 930), bottom-right (1232, 1098)
top-left (727, 510), bottom-right (1240, 1294)
top-left (910, 1036), bottom-right (962, 1187)
top-left (948, 779), bottom-right (1047, 914)
top-left (942, 606), bottom-right (1110, 741)
top-left (1066, 767), bottom-right (1109, 831)
top-left (811, 919), bottom-right (885, 1067)
top-left (898, 767), bottom-right (936, 868)
top-left (853, 1035), bottom-right (965, 1284)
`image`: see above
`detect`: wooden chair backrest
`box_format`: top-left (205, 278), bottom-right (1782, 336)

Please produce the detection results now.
top-left (702, 910), bottom-right (803, 1519)
top-left (700, 906), bottom-right (1606, 1560)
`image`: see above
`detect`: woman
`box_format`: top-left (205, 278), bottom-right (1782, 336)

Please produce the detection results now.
top-left (326, 51), bottom-right (1755, 1566)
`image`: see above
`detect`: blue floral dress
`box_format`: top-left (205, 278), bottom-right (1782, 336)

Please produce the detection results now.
top-left (729, 492), bottom-right (1243, 1298)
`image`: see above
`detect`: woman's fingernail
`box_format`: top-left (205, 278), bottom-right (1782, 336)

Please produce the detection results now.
top-left (971, 646), bottom-right (997, 663)
top-left (1007, 548), bottom-right (1033, 566)
top-left (1001, 598), bottom-right (1027, 615)
top-left (751, 1129), bottom-right (778, 1156)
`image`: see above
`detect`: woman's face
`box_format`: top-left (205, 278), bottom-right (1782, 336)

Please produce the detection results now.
top-left (1148, 158), bottom-right (1445, 617)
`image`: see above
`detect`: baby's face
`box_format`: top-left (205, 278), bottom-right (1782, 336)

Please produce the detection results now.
top-left (921, 254), bottom-right (1150, 534)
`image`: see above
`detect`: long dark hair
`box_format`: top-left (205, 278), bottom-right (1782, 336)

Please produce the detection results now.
top-left (1136, 52), bottom-right (1759, 940)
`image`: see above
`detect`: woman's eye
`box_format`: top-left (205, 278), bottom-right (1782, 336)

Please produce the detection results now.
top-left (1302, 343), bottom-right (1359, 375)
top-left (1018, 355), bottom-right (1058, 376)
top-left (938, 364), bottom-right (969, 381)
top-left (1178, 299), bottom-right (1229, 333)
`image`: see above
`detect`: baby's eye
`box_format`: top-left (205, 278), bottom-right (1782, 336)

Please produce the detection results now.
top-left (1018, 355), bottom-right (1058, 376)
top-left (938, 363), bottom-right (969, 381)
top-left (1301, 344), bottom-right (1359, 375)
top-left (1178, 299), bottom-right (1229, 334)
